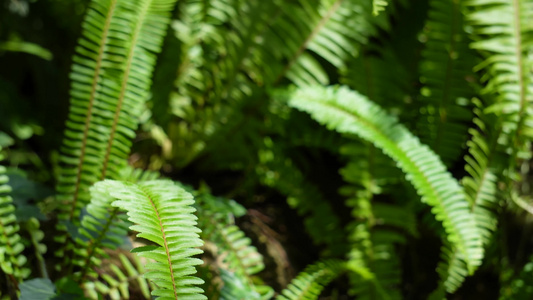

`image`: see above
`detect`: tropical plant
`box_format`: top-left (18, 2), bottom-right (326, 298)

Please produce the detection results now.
top-left (1, 0), bottom-right (533, 299)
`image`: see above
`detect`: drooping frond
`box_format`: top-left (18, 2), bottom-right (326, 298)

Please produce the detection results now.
top-left (431, 98), bottom-right (504, 295)
top-left (417, 0), bottom-right (477, 166)
top-left (0, 146), bottom-right (29, 285)
top-left (84, 254), bottom-right (152, 300)
top-left (276, 259), bottom-right (345, 300)
top-left (196, 192), bottom-right (273, 299)
top-left (463, 100), bottom-right (503, 244)
top-left (463, 0), bottom-right (533, 160)
top-left (282, 85), bottom-right (483, 272)
top-left (103, 179), bottom-right (206, 299)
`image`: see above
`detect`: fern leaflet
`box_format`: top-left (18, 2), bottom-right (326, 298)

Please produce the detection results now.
top-left (0, 146), bottom-right (29, 287)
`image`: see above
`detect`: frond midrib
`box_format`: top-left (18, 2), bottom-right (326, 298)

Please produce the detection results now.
top-left (68, 0), bottom-right (118, 220)
top-left (139, 184), bottom-right (179, 299)
top-left (101, 0), bottom-right (151, 180)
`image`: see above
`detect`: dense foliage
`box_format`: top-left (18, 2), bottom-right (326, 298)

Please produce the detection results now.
top-left (1, 0), bottom-right (533, 299)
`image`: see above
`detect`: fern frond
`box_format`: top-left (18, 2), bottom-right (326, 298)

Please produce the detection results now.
top-left (463, 99), bottom-right (502, 244)
top-left (276, 259), bottom-right (345, 300)
top-left (99, 0), bottom-right (177, 180)
top-left (0, 147), bottom-right (29, 285)
top-left (417, 0), bottom-right (477, 166)
top-left (103, 179), bottom-right (206, 299)
top-left (283, 85), bottom-right (483, 272)
top-left (431, 98), bottom-right (504, 294)
top-left (56, 0), bottom-right (177, 227)
top-left (464, 0), bottom-right (533, 157)
top-left (56, 0), bottom-right (124, 225)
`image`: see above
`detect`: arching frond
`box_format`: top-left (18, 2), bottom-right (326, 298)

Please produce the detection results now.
top-left (282, 85), bottom-right (483, 272)
top-left (0, 146), bottom-right (29, 285)
top-left (431, 98), bottom-right (504, 295)
top-left (101, 179), bottom-right (206, 299)
top-left (276, 259), bottom-right (345, 300)
top-left (464, 0), bottom-right (533, 159)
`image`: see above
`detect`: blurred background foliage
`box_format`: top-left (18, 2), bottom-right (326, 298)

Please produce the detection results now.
top-left (2, 0), bottom-right (533, 298)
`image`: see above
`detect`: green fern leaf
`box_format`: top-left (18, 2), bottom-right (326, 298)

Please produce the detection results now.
top-left (0, 146), bottom-right (29, 284)
top-left (464, 0), bottom-right (533, 156)
top-left (283, 85), bottom-right (483, 272)
top-left (276, 259), bottom-right (345, 300)
top-left (56, 0), bottom-right (177, 228)
top-left (100, 179), bottom-right (206, 300)
top-left (431, 98), bottom-right (503, 294)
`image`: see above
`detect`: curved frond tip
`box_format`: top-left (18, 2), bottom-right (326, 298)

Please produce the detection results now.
top-left (281, 85), bottom-right (484, 272)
